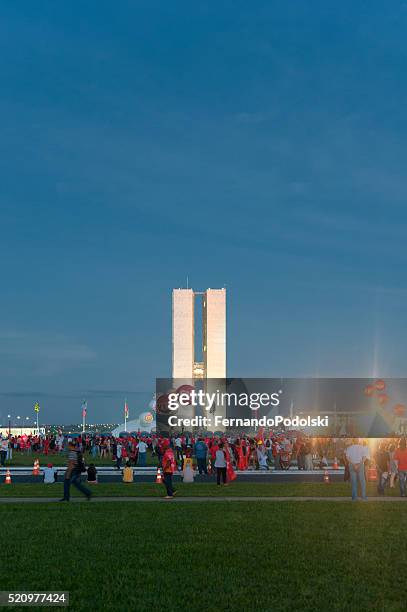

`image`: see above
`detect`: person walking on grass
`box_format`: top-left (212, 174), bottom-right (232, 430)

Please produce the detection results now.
top-left (174, 435), bottom-right (183, 464)
top-left (0, 436), bottom-right (8, 467)
top-left (59, 441), bottom-right (92, 502)
top-left (345, 438), bottom-right (369, 501)
top-left (162, 445), bottom-right (177, 499)
top-left (137, 439), bottom-right (147, 467)
top-left (194, 437), bottom-right (208, 475)
top-left (215, 442), bottom-right (228, 486)
top-left (116, 442), bottom-right (123, 470)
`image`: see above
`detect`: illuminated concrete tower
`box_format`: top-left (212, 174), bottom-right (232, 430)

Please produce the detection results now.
top-left (172, 288), bottom-right (195, 380)
top-left (172, 287), bottom-right (226, 380)
top-left (203, 288), bottom-right (226, 378)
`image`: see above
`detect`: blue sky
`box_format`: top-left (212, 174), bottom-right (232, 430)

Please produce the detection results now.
top-left (1, 1), bottom-right (407, 423)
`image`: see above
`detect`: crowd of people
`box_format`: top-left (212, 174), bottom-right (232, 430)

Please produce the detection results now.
top-left (0, 432), bottom-right (151, 468)
top-left (1, 430), bottom-right (407, 499)
top-left (0, 430), bottom-right (338, 471)
top-left (0, 431), bottom-right (341, 466)
top-left (343, 437), bottom-right (407, 500)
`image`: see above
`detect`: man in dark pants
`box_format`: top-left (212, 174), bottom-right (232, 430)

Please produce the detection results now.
top-left (194, 437), bottom-right (208, 475)
top-left (215, 443), bottom-right (227, 485)
top-left (116, 442), bottom-right (123, 470)
top-left (375, 443), bottom-right (390, 495)
top-left (174, 436), bottom-right (183, 465)
top-left (0, 437), bottom-right (8, 467)
top-left (60, 441), bottom-right (92, 502)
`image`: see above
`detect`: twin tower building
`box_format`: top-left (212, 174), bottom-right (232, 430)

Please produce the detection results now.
top-left (172, 288), bottom-right (226, 381)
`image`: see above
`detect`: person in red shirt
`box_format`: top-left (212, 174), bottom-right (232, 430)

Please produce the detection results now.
top-left (241, 438), bottom-right (248, 469)
top-left (234, 439), bottom-right (246, 471)
top-left (162, 445), bottom-right (177, 499)
top-left (224, 441), bottom-right (237, 482)
top-left (394, 438), bottom-right (407, 497)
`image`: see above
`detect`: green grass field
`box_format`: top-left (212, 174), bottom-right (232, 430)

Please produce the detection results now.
top-left (0, 481), bottom-right (405, 498)
top-left (1, 501), bottom-right (406, 612)
top-left (3, 451), bottom-right (158, 467)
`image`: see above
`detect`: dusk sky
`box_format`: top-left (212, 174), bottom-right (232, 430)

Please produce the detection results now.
top-left (1, 2), bottom-right (407, 423)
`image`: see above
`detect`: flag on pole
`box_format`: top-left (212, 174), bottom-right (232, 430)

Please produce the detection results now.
top-left (82, 400), bottom-right (87, 418)
top-left (34, 402), bottom-right (40, 413)
top-left (124, 399), bottom-right (129, 419)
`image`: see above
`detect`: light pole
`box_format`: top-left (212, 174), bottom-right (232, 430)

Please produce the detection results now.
top-left (7, 414), bottom-right (11, 436)
top-left (17, 415), bottom-right (21, 435)
top-left (34, 402), bottom-right (40, 434)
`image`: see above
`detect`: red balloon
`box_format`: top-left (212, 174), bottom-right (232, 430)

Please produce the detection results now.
top-left (157, 393), bottom-right (168, 405)
top-left (176, 384), bottom-right (194, 405)
top-left (176, 384), bottom-right (194, 395)
top-left (156, 394), bottom-right (169, 414)
top-left (364, 385), bottom-right (375, 397)
top-left (375, 379), bottom-right (386, 391)
top-left (393, 404), bottom-right (406, 417)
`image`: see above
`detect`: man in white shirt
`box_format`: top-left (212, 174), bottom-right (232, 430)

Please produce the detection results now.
top-left (116, 442), bottom-right (123, 469)
top-left (43, 464), bottom-right (57, 484)
top-left (214, 443), bottom-right (227, 485)
top-left (174, 437), bottom-right (183, 463)
top-left (56, 434), bottom-right (64, 453)
top-left (0, 437), bottom-right (9, 466)
top-left (345, 439), bottom-right (369, 501)
top-left (137, 440), bottom-right (147, 466)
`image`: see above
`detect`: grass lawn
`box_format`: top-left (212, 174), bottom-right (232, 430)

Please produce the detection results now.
top-left (0, 501), bottom-right (406, 611)
top-left (0, 481), bottom-right (405, 498)
top-left (3, 451), bottom-right (158, 467)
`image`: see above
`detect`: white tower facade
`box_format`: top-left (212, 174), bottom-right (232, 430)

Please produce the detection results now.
top-left (172, 288), bottom-right (194, 380)
top-left (203, 288), bottom-right (226, 378)
top-left (172, 287), bottom-right (226, 380)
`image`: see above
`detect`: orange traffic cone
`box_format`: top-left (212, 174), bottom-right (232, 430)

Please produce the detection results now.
top-left (155, 467), bottom-right (163, 484)
top-left (333, 457), bottom-right (339, 470)
top-left (324, 469), bottom-right (330, 484)
top-left (32, 459), bottom-right (40, 476)
top-left (4, 469), bottom-right (11, 484)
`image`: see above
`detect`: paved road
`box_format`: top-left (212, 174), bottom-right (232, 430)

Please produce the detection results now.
top-left (0, 496), bottom-right (405, 503)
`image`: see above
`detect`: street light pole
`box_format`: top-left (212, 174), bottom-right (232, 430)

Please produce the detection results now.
top-left (34, 402), bottom-right (40, 434)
